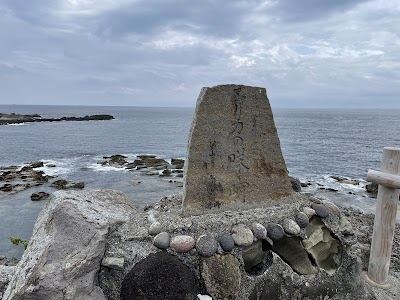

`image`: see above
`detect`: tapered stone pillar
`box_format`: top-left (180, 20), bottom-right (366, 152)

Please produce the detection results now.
top-left (183, 84), bottom-right (293, 215)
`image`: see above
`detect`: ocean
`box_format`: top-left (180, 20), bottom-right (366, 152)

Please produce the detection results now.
top-left (1, 105), bottom-right (400, 259)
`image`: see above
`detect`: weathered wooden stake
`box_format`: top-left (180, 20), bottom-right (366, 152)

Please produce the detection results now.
top-left (366, 147), bottom-right (400, 286)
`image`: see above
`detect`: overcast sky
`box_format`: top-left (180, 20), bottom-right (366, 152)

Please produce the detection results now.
top-left (0, 0), bottom-right (399, 108)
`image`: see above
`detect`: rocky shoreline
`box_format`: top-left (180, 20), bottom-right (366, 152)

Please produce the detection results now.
top-left (0, 113), bottom-right (114, 125)
top-left (0, 190), bottom-right (399, 299)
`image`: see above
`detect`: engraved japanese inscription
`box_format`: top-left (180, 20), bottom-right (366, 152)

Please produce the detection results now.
top-left (183, 84), bottom-right (293, 215)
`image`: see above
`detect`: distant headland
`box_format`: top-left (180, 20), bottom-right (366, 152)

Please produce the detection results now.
top-left (0, 113), bottom-right (114, 125)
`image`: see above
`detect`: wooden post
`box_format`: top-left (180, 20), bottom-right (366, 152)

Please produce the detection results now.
top-left (366, 147), bottom-right (400, 286)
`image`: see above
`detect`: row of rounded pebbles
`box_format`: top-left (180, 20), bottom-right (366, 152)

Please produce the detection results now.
top-left (149, 201), bottom-right (333, 255)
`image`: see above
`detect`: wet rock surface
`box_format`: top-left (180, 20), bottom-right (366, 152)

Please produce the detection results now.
top-left (31, 191), bottom-right (50, 201)
top-left (0, 162), bottom-right (53, 194)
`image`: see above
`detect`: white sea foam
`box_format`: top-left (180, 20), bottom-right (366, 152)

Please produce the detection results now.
top-left (6, 123), bottom-right (29, 126)
top-left (36, 159), bottom-right (76, 176)
top-left (88, 163), bottom-right (129, 172)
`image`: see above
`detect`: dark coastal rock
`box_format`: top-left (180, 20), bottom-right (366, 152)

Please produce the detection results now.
top-left (121, 252), bottom-right (199, 300)
top-left (0, 184), bottom-right (13, 192)
top-left (218, 233), bottom-right (235, 252)
top-left (289, 176), bottom-right (302, 192)
top-left (200, 254), bottom-right (240, 300)
top-left (0, 113), bottom-right (114, 125)
top-left (366, 182), bottom-right (378, 197)
top-left (71, 182), bottom-right (85, 189)
top-left (142, 157), bottom-right (168, 168)
top-left (30, 161), bottom-right (44, 168)
top-left (171, 158), bottom-right (185, 169)
top-left (330, 175), bottom-right (361, 185)
top-left (161, 168), bottom-right (171, 176)
top-left (51, 179), bottom-right (85, 189)
top-left (267, 223), bottom-right (284, 241)
top-left (196, 235), bottom-right (218, 257)
top-left (311, 203), bottom-right (330, 218)
top-left (31, 192), bottom-right (50, 201)
top-left (51, 179), bottom-right (68, 189)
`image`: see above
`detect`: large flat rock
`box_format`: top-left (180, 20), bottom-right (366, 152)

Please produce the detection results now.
top-left (183, 84), bottom-right (293, 215)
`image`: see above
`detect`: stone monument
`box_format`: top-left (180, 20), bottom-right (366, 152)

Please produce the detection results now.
top-left (183, 84), bottom-right (293, 215)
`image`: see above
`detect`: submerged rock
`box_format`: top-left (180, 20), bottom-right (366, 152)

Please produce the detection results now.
top-left (30, 191), bottom-right (50, 201)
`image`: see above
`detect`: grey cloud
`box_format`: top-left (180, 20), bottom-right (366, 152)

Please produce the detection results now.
top-left (270, 0), bottom-right (371, 22)
top-left (92, 0), bottom-right (256, 39)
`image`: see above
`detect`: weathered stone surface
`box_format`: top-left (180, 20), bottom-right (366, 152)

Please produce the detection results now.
top-left (183, 84), bottom-right (293, 214)
top-left (3, 190), bottom-right (136, 300)
top-left (242, 240), bottom-right (273, 276)
top-left (153, 232), bottom-right (170, 249)
top-left (0, 266), bottom-right (15, 299)
top-left (231, 223), bottom-right (254, 246)
top-left (272, 236), bottom-right (319, 275)
top-left (170, 235), bottom-right (196, 253)
top-left (200, 254), bottom-right (241, 300)
top-left (101, 257), bottom-right (124, 271)
top-left (196, 235), bottom-right (218, 257)
top-left (121, 251), bottom-right (199, 300)
top-left (339, 215), bottom-right (353, 235)
top-left (303, 217), bottom-right (342, 275)
top-left (218, 233), bottom-right (235, 252)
